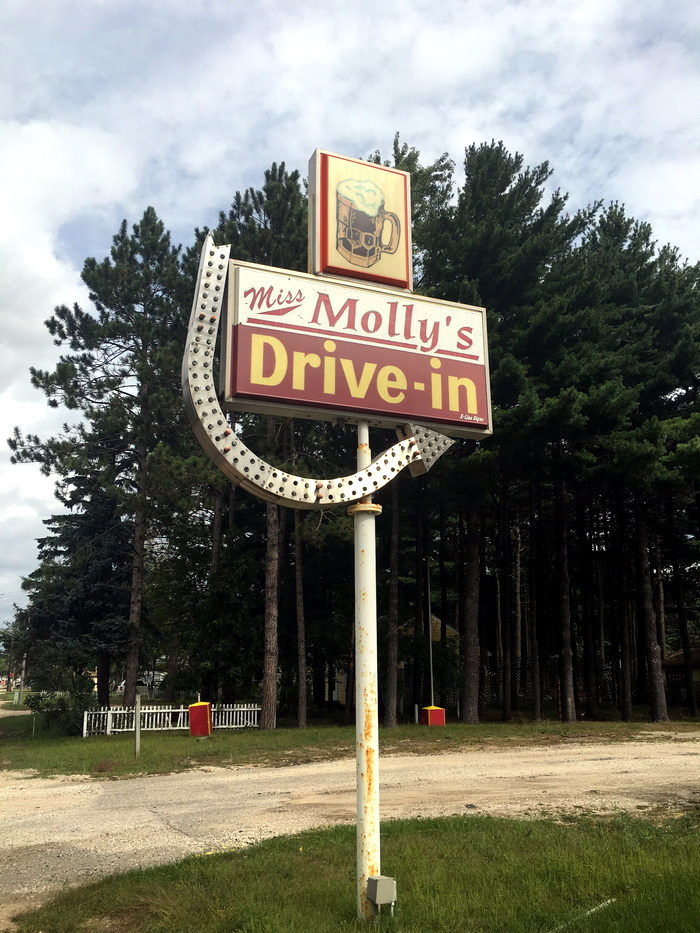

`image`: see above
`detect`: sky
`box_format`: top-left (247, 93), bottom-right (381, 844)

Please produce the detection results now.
top-left (1, 0), bottom-right (699, 625)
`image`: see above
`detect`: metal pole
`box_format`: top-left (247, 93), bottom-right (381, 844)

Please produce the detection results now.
top-left (348, 421), bottom-right (382, 920)
top-left (426, 559), bottom-right (435, 706)
top-left (134, 692), bottom-right (141, 759)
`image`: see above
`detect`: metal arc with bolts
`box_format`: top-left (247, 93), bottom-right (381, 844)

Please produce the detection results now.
top-left (182, 235), bottom-right (456, 510)
top-left (182, 233), bottom-right (457, 920)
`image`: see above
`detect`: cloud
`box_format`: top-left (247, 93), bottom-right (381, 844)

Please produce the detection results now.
top-left (0, 467), bottom-right (54, 625)
top-left (0, 119), bottom-right (140, 384)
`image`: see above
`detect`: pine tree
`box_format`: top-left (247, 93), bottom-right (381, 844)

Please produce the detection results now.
top-left (11, 208), bottom-right (187, 705)
top-left (12, 409), bottom-right (132, 702)
top-left (215, 164), bottom-right (307, 727)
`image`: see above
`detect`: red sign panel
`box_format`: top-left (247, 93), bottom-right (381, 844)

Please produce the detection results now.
top-left (221, 262), bottom-right (491, 439)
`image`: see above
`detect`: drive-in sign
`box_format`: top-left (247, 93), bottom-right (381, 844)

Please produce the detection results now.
top-left (221, 261), bottom-right (492, 439)
top-left (186, 147), bottom-right (494, 921)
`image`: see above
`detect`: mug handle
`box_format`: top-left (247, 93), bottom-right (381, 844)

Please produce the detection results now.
top-left (380, 211), bottom-right (401, 254)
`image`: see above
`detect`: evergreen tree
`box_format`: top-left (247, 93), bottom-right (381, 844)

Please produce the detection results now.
top-left (215, 163), bottom-right (307, 728)
top-left (10, 142), bottom-right (697, 727)
top-left (11, 208), bottom-right (188, 705)
top-left (12, 409), bottom-right (132, 703)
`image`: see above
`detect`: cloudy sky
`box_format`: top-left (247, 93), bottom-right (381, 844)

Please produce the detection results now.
top-left (1, 0), bottom-right (698, 624)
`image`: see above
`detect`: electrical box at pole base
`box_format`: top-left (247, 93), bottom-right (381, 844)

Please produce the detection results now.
top-left (420, 706), bottom-right (446, 726)
top-left (367, 875), bottom-right (397, 908)
top-left (189, 702), bottom-right (213, 737)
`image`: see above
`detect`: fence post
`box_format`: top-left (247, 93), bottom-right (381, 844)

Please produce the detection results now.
top-left (134, 694), bottom-right (141, 758)
top-left (106, 708), bottom-right (112, 735)
top-left (82, 711), bottom-right (88, 738)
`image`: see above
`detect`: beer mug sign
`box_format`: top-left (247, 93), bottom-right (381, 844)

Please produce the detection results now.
top-left (336, 179), bottom-right (401, 269)
top-left (310, 150), bottom-right (412, 290)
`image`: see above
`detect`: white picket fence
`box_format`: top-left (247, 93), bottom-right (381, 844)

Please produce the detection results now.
top-left (82, 703), bottom-right (260, 737)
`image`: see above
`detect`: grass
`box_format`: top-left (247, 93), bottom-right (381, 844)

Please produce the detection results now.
top-left (0, 690), bottom-right (30, 711)
top-left (13, 811), bottom-right (700, 932)
top-left (0, 713), bottom-right (696, 779)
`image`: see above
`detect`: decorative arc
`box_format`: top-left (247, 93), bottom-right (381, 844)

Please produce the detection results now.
top-left (182, 235), bottom-right (456, 509)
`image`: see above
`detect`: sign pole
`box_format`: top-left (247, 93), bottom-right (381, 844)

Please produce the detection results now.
top-left (348, 421), bottom-right (382, 920)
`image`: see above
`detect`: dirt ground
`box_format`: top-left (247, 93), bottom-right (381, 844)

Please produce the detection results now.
top-left (0, 734), bottom-right (697, 929)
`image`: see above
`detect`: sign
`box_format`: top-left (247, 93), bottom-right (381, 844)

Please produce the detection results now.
top-left (221, 261), bottom-right (492, 439)
top-left (309, 149), bottom-right (412, 290)
top-left (184, 142), bottom-right (494, 919)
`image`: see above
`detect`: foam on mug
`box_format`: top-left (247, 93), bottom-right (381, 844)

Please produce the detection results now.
top-left (337, 178), bottom-right (384, 217)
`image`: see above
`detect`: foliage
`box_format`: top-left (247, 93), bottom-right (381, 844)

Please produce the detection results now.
top-left (7, 141), bottom-right (699, 725)
top-left (24, 673), bottom-right (95, 735)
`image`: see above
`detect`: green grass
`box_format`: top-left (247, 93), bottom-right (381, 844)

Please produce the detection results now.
top-left (0, 714), bottom-right (696, 779)
top-left (13, 811), bottom-right (700, 932)
top-left (0, 690), bottom-right (30, 710)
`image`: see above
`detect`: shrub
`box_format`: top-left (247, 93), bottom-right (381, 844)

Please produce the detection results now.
top-left (24, 674), bottom-right (96, 735)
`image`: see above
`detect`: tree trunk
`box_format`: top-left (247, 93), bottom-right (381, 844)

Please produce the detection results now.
top-left (594, 558), bottom-right (608, 706)
top-left (228, 484), bottom-right (236, 530)
top-left (260, 501), bottom-right (279, 729)
top-left (620, 603), bottom-right (633, 720)
top-left (461, 504), bottom-right (481, 723)
top-left (512, 522), bottom-right (521, 711)
top-left (634, 498), bottom-right (669, 722)
top-left (412, 495), bottom-right (425, 709)
top-left (499, 501), bottom-right (512, 722)
top-left (123, 442), bottom-right (148, 708)
top-left (457, 505), bottom-right (466, 641)
top-left (528, 490), bottom-right (542, 721)
top-left (577, 501), bottom-right (598, 718)
top-left (633, 582), bottom-right (647, 703)
top-left (554, 475), bottom-right (576, 722)
top-left (328, 662), bottom-right (336, 706)
top-left (344, 631), bottom-right (355, 723)
top-left (96, 650), bottom-right (111, 707)
top-left (477, 531), bottom-right (489, 717)
top-left (423, 513), bottom-right (433, 704)
top-left (667, 502), bottom-right (697, 716)
top-left (438, 495), bottom-right (448, 706)
top-left (613, 496), bottom-right (632, 720)
top-left (294, 511), bottom-right (307, 728)
top-left (651, 537), bottom-right (666, 660)
top-left (384, 480), bottom-right (400, 728)
top-left (210, 487), bottom-right (225, 575)
top-left (494, 573), bottom-right (503, 668)
top-left (312, 655), bottom-right (325, 708)
top-left (163, 648), bottom-right (179, 703)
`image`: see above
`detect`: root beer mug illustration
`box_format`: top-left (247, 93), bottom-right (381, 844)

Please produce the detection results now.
top-left (336, 178), bottom-right (401, 268)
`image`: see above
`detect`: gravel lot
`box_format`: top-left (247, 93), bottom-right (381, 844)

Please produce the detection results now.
top-left (0, 734), bottom-right (697, 929)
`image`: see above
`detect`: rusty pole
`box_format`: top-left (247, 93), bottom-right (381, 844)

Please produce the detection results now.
top-left (348, 421), bottom-right (382, 920)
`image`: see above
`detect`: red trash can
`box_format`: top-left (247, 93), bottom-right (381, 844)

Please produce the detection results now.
top-left (189, 702), bottom-right (213, 737)
top-left (420, 706), bottom-right (446, 726)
